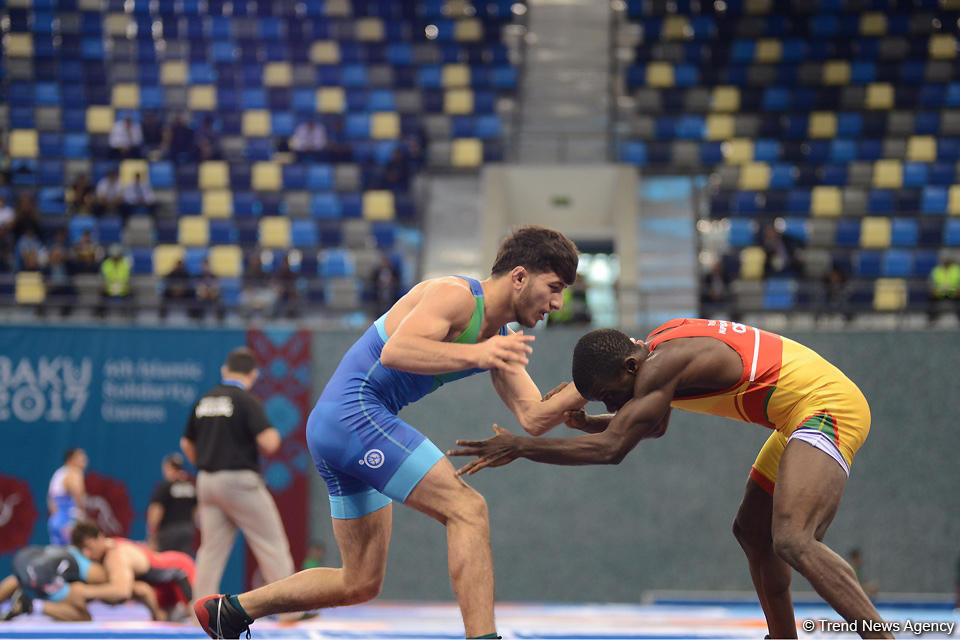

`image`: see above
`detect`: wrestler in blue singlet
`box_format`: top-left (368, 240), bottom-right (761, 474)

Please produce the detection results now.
top-left (47, 467), bottom-right (79, 546)
top-left (306, 276), bottom-right (506, 518)
top-left (12, 545), bottom-right (92, 602)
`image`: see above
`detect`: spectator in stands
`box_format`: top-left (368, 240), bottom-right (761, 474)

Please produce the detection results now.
top-left (0, 197), bottom-right (13, 272)
top-left (71, 230), bottom-right (102, 274)
top-left (370, 253), bottom-right (400, 316)
top-left (109, 115), bottom-right (144, 160)
top-left (15, 227), bottom-right (45, 271)
top-left (381, 147), bottom-right (411, 190)
top-left (242, 252), bottom-right (275, 315)
top-left (67, 174), bottom-right (95, 215)
top-left (928, 256), bottom-right (960, 320)
top-left (822, 266), bottom-right (850, 320)
top-left (141, 111), bottom-right (165, 155)
top-left (163, 114), bottom-right (195, 162)
top-left (123, 172), bottom-right (156, 217)
top-left (100, 244), bottom-right (131, 300)
top-left (44, 242), bottom-right (76, 314)
top-left (95, 170), bottom-right (125, 217)
top-left (272, 254), bottom-right (299, 317)
top-left (196, 259), bottom-right (222, 319)
top-left (760, 223), bottom-right (802, 277)
top-left (12, 192), bottom-right (41, 242)
top-left (195, 116), bottom-right (222, 162)
top-left (403, 121), bottom-right (427, 169)
top-left (324, 118), bottom-right (352, 162)
top-left (163, 258), bottom-right (195, 307)
top-left (700, 260), bottom-right (731, 319)
top-left (289, 117), bottom-right (327, 161)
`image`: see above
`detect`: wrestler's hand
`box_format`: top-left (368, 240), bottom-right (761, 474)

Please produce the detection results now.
top-left (476, 332), bottom-right (534, 372)
top-left (448, 424), bottom-right (522, 476)
top-left (562, 408), bottom-right (590, 431)
top-left (541, 381), bottom-right (568, 401)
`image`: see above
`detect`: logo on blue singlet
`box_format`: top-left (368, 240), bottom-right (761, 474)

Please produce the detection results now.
top-left (360, 449), bottom-right (385, 468)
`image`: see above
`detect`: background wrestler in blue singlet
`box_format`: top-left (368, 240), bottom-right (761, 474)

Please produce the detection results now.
top-left (47, 448), bottom-right (87, 546)
top-left (196, 226), bottom-right (589, 640)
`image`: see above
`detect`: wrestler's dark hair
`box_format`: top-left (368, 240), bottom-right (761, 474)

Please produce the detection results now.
top-left (225, 347), bottom-right (257, 374)
top-left (572, 329), bottom-right (637, 398)
top-left (70, 520), bottom-right (103, 547)
top-left (63, 448), bottom-right (82, 464)
top-left (490, 226), bottom-right (578, 285)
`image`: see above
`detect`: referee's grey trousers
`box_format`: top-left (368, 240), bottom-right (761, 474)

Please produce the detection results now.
top-left (194, 469), bottom-right (295, 599)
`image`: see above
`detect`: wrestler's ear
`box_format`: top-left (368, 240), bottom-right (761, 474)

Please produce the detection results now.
top-left (624, 355), bottom-right (641, 374)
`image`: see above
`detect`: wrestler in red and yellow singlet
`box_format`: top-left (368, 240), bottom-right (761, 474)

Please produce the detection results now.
top-left (646, 318), bottom-right (871, 494)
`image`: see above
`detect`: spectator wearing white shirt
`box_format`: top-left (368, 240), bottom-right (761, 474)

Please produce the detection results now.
top-left (95, 170), bottom-right (125, 216)
top-left (289, 118), bottom-right (327, 161)
top-left (123, 173), bottom-right (156, 217)
top-left (109, 116), bottom-right (144, 159)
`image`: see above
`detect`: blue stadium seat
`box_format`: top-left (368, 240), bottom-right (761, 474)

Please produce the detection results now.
top-left (945, 219), bottom-right (960, 246)
top-left (209, 220), bottom-right (237, 245)
top-left (727, 219), bottom-right (755, 247)
top-left (854, 250), bottom-right (882, 277)
top-left (307, 165), bottom-right (334, 191)
top-left (178, 191), bottom-right (202, 216)
top-left (763, 279), bottom-right (796, 310)
top-left (835, 220), bottom-right (862, 247)
top-left (282, 165), bottom-right (306, 190)
top-left (132, 248), bottom-right (153, 275)
top-left (291, 220), bottom-right (318, 248)
top-left (149, 162), bottom-right (174, 189)
top-left (912, 250), bottom-right (939, 277)
top-left (69, 215), bottom-right (97, 243)
top-left (890, 219), bottom-right (918, 246)
top-left (311, 193), bottom-right (342, 218)
top-left (98, 217), bottom-right (123, 245)
top-left (881, 249), bottom-right (912, 277)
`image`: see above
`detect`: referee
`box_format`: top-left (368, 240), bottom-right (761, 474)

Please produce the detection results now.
top-left (180, 347), bottom-right (295, 600)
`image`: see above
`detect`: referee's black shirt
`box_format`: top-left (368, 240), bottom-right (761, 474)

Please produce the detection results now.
top-left (184, 383), bottom-right (272, 472)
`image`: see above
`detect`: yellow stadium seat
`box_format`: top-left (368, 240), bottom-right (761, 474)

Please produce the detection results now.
top-left (355, 17), bottom-right (384, 41)
top-left (86, 106), bottom-right (115, 134)
top-left (442, 64), bottom-right (471, 88)
top-left (722, 139), bottom-right (754, 165)
top-left (179, 216), bottom-right (210, 247)
top-left (199, 161), bottom-right (229, 190)
top-left (755, 38), bottom-right (782, 63)
top-left (259, 217), bottom-right (291, 248)
top-left (929, 34), bottom-right (958, 59)
top-left (362, 190), bottom-right (396, 221)
top-left (822, 60), bottom-right (851, 85)
top-left (745, 0), bottom-right (771, 13)
top-left (209, 245), bottom-right (242, 278)
top-left (706, 114), bottom-right (735, 140)
top-left (873, 159), bottom-right (903, 189)
top-left (202, 190), bottom-right (233, 218)
top-left (263, 62), bottom-right (292, 87)
top-left (9, 129), bottom-right (38, 158)
top-left (739, 163), bottom-right (771, 190)
top-left (948, 185), bottom-right (960, 214)
top-left (161, 61), bottom-right (187, 85)
top-left (860, 12), bottom-right (887, 36)
top-left (711, 86), bottom-right (740, 112)
top-left (242, 110), bottom-right (271, 137)
top-left (812, 186), bottom-right (842, 216)
top-left (371, 113), bottom-right (400, 140)
top-left (809, 111), bottom-right (837, 138)
top-left (104, 13), bottom-right (129, 37)
top-left (662, 15), bottom-right (690, 40)
top-left (907, 136), bottom-right (937, 163)
top-left (112, 83), bottom-right (140, 109)
top-left (646, 62), bottom-right (675, 88)
top-left (310, 41), bottom-right (341, 64)
top-left (739, 246), bottom-right (766, 280)
top-left (15, 272), bottom-right (45, 305)
top-left (317, 87), bottom-right (345, 113)
top-left (861, 217), bottom-right (891, 248)
top-left (188, 85), bottom-right (216, 110)
top-left (451, 138), bottom-right (483, 168)
top-left (444, 89), bottom-right (474, 114)
top-left (873, 278), bottom-right (906, 311)
top-left (4, 33), bottom-right (33, 57)
top-left (252, 162), bottom-right (282, 191)
top-left (153, 245), bottom-right (185, 277)
top-left (119, 159), bottom-right (149, 184)
top-left (323, 0), bottom-right (351, 17)
top-left (866, 83), bottom-right (894, 109)
top-left (454, 18), bottom-right (483, 41)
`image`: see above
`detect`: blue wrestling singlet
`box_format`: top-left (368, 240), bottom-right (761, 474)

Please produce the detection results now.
top-left (47, 466), bottom-right (79, 545)
top-left (13, 545), bottom-right (92, 602)
top-left (306, 276), bottom-right (507, 518)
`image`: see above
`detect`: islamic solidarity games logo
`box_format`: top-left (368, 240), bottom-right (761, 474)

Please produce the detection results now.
top-left (360, 449), bottom-right (385, 468)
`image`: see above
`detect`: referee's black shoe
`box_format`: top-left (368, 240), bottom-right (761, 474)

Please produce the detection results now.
top-left (194, 594), bottom-right (252, 639)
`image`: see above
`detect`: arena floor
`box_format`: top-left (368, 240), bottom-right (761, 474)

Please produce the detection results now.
top-left (0, 599), bottom-right (956, 639)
